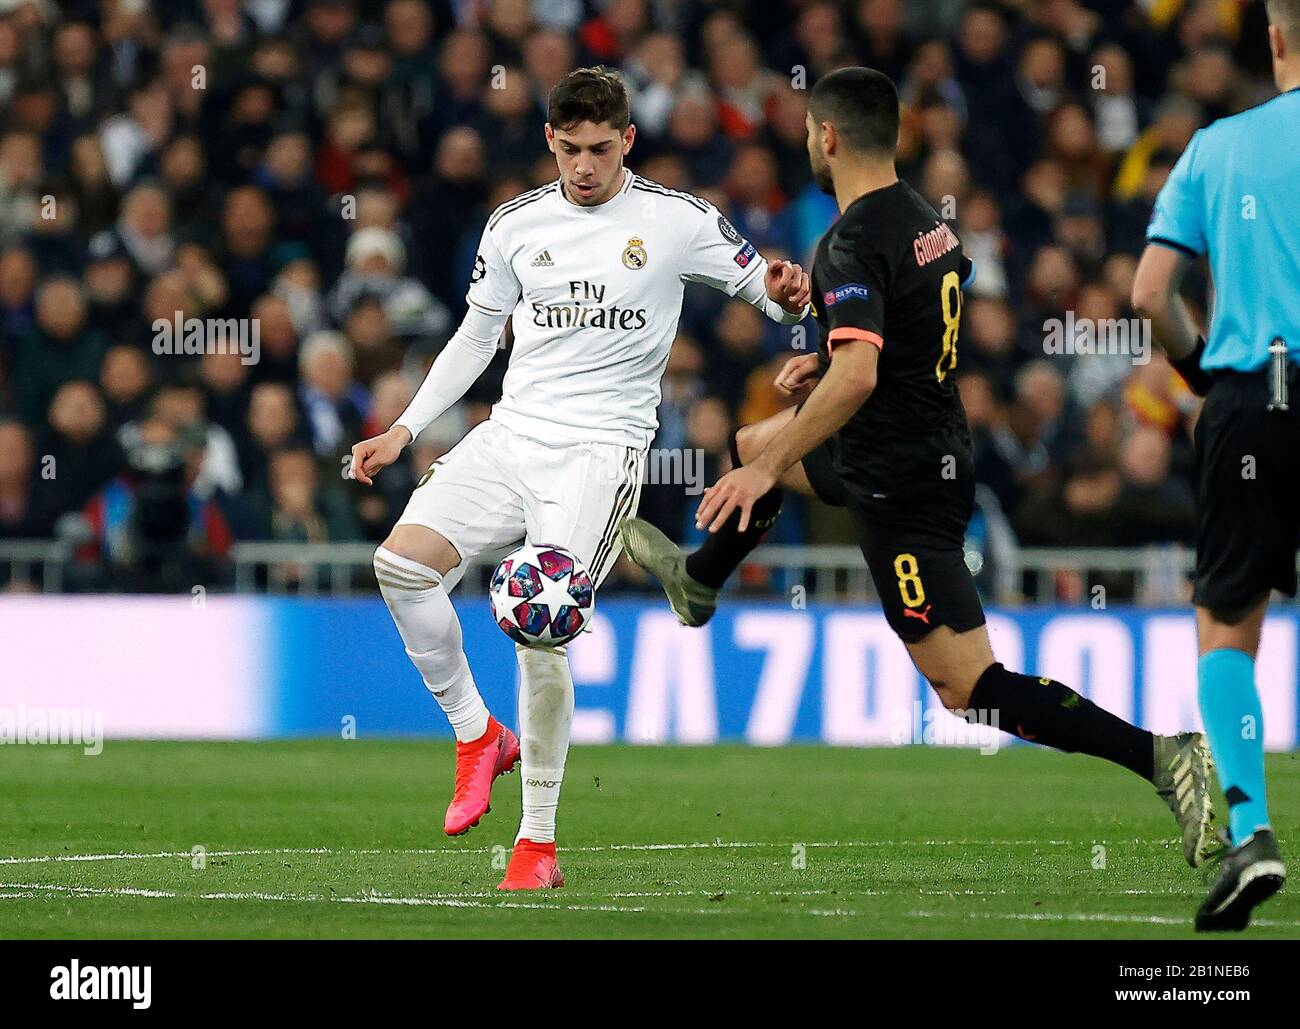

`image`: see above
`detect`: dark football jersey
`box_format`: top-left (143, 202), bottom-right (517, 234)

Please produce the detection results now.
top-left (810, 179), bottom-right (970, 493)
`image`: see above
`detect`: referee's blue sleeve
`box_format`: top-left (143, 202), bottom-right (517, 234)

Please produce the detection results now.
top-left (1146, 130), bottom-right (1207, 258)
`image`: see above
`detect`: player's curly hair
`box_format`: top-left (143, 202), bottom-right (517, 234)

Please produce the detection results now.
top-left (547, 66), bottom-right (630, 132)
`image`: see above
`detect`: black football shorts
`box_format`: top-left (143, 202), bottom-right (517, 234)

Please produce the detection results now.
top-left (802, 425), bottom-right (986, 643)
top-left (1193, 368), bottom-right (1300, 613)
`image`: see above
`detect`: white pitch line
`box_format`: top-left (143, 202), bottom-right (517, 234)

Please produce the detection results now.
top-left (0, 839), bottom-right (1097, 867)
top-left (204, 890), bottom-right (656, 914)
top-left (906, 910), bottom-right (1300, 929)
top-left (0, 881), bottom-right (176, 898)
top-left (4, 880), bottom-right (1219, 918)
top-left (604, 886), bottom-right (1191, 900)
top-left (332, 895), bottom-right (651, 914)
top-left (0, 881), bottom-right (654, 915)
top-left (11, 877), bottom-right (1270, 925)
top-left (0, 848), bottom-right (338, 866)
top-left (612, 889), bottom-right (842, 898)
top-left (595, 839), bottom-right (1076, 852)
top-left (0, 840), bottom-right (1209, 922)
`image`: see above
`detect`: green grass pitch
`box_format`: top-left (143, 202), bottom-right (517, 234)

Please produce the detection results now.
top-left (0, 740), bottom-right (1296, 939)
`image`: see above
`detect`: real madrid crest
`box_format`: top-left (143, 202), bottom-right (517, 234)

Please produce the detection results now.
top-left (622, 237), bottom-right (648, 270)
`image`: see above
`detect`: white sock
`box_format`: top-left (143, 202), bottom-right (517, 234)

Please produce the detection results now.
top-left (374, 546), bottom-right (489, 743)
top-left (516, 644), bottom-right (573, 844)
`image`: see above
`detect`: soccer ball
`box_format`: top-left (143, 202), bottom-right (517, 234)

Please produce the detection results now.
top-left (489, 542), bottom-right (594, 647)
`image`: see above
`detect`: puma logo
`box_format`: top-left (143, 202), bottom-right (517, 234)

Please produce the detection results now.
top-left (902, 604), bottom-right (933, 625)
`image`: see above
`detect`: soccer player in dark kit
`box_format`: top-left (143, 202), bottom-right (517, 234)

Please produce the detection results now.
top-left (620, 67), bottom-right (1217, 874)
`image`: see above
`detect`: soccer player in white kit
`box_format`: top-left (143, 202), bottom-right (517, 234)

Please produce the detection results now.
top-left (348, 68), bottom-right (811, 890)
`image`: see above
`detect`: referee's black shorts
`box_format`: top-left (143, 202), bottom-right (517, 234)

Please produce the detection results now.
top-left (1194, 368), bottom-right (1300, 612)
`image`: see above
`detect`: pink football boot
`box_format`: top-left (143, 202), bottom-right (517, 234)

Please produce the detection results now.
top-left (497, 839), bottom-right (565, 891)
top-left (443, 716), bottom-right (520, 836)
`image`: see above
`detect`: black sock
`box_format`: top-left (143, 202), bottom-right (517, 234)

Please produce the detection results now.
top-left (969, 662), bottom-right (1155, 781)
top-left (685, 429), bottom-right (783, 589)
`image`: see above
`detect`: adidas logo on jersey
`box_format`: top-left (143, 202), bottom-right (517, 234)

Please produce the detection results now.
top-left (531, 250), bottom-right (555, 267)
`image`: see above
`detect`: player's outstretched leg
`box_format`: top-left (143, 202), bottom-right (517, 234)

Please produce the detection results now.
top-left (623, 413), bottom-right (806, 625)
top-left (374, 536), bottom-right (518, 836)
top-left (498, 643), bottom-right (570, 890)
top-left (1151, 733), bottom-right (1219, 868)
top-left (911, 624), bottom-right (1218, 867)
top-left (1193, 600), bottom-right (1286, 930)
top-left (620, 516), bottom-right (723, 627)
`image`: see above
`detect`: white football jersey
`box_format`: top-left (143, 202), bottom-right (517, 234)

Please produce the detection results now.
top-left (462, 170), bottom-right (785, 449)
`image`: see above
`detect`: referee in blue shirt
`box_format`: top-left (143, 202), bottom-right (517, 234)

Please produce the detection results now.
top-left (1133, 0), bottom-right (1299, 930)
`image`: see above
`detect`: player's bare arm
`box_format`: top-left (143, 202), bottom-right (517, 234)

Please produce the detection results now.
top-left (696, 339), bottom-right (878, 532)
top-left (1132, 244), bottom-right (1199, 358)
top-left (1132, 243), bottom-right (1214, 395)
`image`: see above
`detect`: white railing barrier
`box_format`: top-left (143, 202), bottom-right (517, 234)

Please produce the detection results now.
top-left (0, 539), bottom-right (71, 593)
top-left (5, 537), bottom-right (1292, 607)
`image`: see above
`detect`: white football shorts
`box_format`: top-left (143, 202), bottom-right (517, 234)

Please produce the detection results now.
top-left (396, 418), bottom-right (645, 592)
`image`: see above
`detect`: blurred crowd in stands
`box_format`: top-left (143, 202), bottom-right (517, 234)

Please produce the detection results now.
top-left (0, 0), bottom-right (1280, 591)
